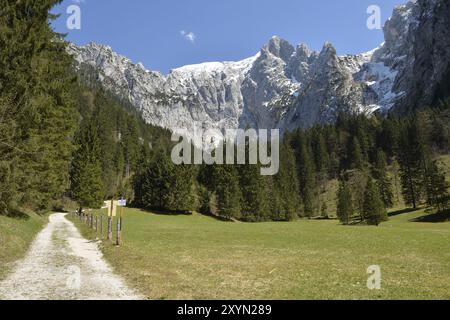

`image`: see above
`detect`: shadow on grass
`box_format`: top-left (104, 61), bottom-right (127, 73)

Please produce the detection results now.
top-left (137, 206), bottom-right (193, 217)
top-left (388, 207), bottom-right (418, 217)
top-left (5, 208), bottom-right (30, 220)
top-left (314, 216), bottom-right (339, 221)
top-left (409, 209), bottom-right (450, 223)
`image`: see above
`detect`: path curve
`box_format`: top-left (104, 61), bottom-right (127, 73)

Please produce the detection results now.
top-left (0, 213), bottom-right (141, 300)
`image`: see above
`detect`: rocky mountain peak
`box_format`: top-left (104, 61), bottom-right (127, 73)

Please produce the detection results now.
top-left (295, 43), bottom-right (313, 59)
top-left (265, 36), bottom-right (295, 62)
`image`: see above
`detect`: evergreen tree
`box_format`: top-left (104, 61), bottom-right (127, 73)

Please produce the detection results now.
top-left (0, 0), bottom-right (78, 212)
top-left (264, 175), bottom-right (283, 221)
top-left (297, 140), bottom-right (316, 218)
top-left (141, 150), bottom-right (174, 210)
top-left (337, 180), bottom-right (354, 225)
top-left (69, 118), bottom-right (105, 213)
top-left (347, 170), bottom-right (369, 221)
top-left (430, 115), bottom-right (449, 153)
top-left (424, 160), bottom-right (449, 212)
top-left (391, 159), bottom-right (402, 205)
top-left (273, 142), bottom-right (301, 221)
top-left (311, 130), bottom-right (330, 180)
top-left (373, 151), bottom-right (394, 208)
top-left (397, 121), bottom-right (426, 209)
top-left (0, 96), bottom-right (17, 214)
top-left (132, 143), bottom-right (152, 207)
top-left (350, 137), bottom-right (365, 170)
top-left (168, 164), bottom-right (197, 212)
top-left (362, 179), bottom-right (388, 226)
top-left (238, 163), bottom-right (269, 222)
top-left (214, 165), bottom-right (242, 220)
top-left (378, 116), bottom-right (399, 158)
top-left (321, 202), bottom-right (329, 219)
top-left (197, 184), bottom-right (212, 215)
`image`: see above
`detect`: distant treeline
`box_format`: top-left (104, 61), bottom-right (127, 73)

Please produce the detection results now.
top-left (131, 106), bottom-right (450, 224)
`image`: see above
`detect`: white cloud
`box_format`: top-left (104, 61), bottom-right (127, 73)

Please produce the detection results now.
top-left (180, 30), bottom-right (196, 43)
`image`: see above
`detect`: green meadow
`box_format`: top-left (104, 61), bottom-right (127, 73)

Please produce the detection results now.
top-left (74, 207), bottom-right (450, 300)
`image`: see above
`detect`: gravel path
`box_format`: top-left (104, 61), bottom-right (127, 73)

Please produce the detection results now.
top-left (0, 213), bottom-right (141, 300)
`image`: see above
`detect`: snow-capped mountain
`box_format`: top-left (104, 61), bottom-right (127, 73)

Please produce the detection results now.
top-left (68, 0), bottom-right (450, 143)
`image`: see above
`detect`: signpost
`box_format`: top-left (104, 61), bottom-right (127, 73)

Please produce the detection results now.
top-left (116, 198), bottom-right (126, 246)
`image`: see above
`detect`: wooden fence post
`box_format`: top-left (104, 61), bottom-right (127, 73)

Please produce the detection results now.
top-left (107, 216), bottom-right (113, 241)
top-left (100, 216), bottom-right (103, 239)
top-left (116, 216), bottom-right (122, 246)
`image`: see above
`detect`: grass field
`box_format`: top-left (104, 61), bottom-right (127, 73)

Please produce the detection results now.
top-left (74, 207), bottom-right (450, 300)
top-left (0, 211), bottom-right (47, 281)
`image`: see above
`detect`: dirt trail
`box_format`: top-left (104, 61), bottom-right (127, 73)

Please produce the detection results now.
top-left (0, 213), bottom-right (141, 300)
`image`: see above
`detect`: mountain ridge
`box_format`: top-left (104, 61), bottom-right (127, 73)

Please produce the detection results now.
top-left (68, 0), bottom-right (450, 145)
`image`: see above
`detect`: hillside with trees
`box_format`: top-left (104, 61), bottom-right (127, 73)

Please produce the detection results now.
top-left (131, 106), bottom-right (450, 224)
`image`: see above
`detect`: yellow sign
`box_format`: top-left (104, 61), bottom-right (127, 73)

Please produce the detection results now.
top-left (105, 200), bottom-right (120, 217)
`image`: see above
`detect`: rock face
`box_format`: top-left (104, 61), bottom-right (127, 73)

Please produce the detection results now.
top-left (68, 0), bottom-right (449, 144)
top-left (381, 0), bottom-right (450, 114)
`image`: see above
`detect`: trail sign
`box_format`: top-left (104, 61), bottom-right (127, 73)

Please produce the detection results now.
top-left (118, 199), bottom-right (127, 207)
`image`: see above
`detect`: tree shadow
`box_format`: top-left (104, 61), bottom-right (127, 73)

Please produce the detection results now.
top-left (5, 208), bottom-right (30, 220)
top-left (409, 210), bottom-right (450, 223)
top-left (138, 207), bottom-right (193, 217)
top-left (388, 207), bottom-right (418, 217)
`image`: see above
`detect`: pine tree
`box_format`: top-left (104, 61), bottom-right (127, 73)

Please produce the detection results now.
top-left (273, 142), bottom-right (301, 221)
top-left (238, 162), bottom-right (269, 222)
top-left (297, 140), bottom-right (316, 218)
top-left (0, 0), bottom-right (78, 212)
top-left (424, 161), bottom-right (449, 212)
top-left (70, 118), bottom-right (105, 213)
top-left (397, 121), bottom-right (426, 209)
top-left (337, 180), bottom-right (354, 225)
top-left (214, 165), bottom-right (242, 220)
top-left (132, 143), bottom-right (152, 207)
top-left (0, 97), bottom-right (17, 214)
top-left (362, 179), bottom-right (388, 226)
top-left (391, 159), bottom-right (402, 205)
top-left (168, 164), bottom-right (197, 212)
top-left (350, 137), bottom-right (365, 170)
top-left (312, 130), bottom-right (330, 180)
top-left (197, 184), bottom-right (212, 215)
top-left (373, 151), bottom-right (394, 208)
top-left (142, 150), bottom-right (174, 210)
top-left (265, 175), bottom-right (283, 221)
top-left (321, 202), bottom-right (329, 219)
top-left (378, 116), bottom-right (399, 158)
top-left (347, 170), bottom-right (369, 221)
top-left (430, 115), bottom-right (449, 153)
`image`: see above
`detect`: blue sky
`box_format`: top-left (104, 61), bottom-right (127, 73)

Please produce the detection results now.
top-left (52, 0), bottom-right (403, 74)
